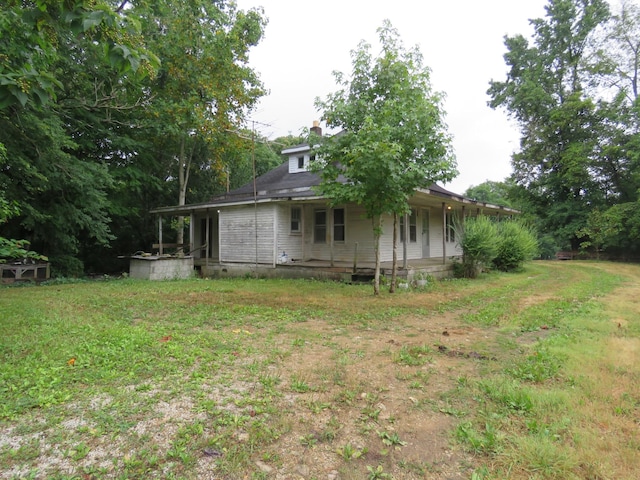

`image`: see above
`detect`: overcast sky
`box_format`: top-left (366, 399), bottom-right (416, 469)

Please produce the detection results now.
top-left (235, 0), bottom-right (549, 194)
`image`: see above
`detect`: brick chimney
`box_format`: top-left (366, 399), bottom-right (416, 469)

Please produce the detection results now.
top-left (310, 120), bottom-right (322, 137)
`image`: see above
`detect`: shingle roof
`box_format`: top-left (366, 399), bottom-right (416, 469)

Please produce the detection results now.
top-left (210, 160), bottom-right (462, 205)
top-left (208, 161), bottom-right (323, 204)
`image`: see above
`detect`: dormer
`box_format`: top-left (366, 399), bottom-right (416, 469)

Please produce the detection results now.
top-left (283, 145), bottom-right (313, 173)
top-left (282, 121), bottom-right (323, 174)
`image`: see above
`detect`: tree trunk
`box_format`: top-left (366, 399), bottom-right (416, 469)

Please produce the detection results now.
top-left (390, 212), bottom-right (398, 293)
top-left (372, 215), bottom-right (381, 296)
top-left (176, 136), bottom-right (192, 254)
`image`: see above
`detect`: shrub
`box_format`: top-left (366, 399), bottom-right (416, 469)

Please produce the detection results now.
top-left (493, 221), bottom-right (538, 272)
top-left (455, 216), bottom-right (499, 278)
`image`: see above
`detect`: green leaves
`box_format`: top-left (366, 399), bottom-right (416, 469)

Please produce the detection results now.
top-left (314, 20), bottom-right (456, 218)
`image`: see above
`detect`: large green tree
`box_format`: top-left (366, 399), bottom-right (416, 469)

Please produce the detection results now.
top-left (313, 21), bottom-right (457, 295)
top-left (488, 0), bottom-right (611, 251)
top-left (135, 0), bottom-right (266, 248)
top-left (464, 180), bottom-right (515, 208)
top-left (1, 0), bottom-right (268, 274)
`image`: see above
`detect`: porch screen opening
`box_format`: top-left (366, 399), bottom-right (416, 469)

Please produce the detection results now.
top-left (400, 210), bottom-right (417, 242)
top-left (314, 209), bottom-right (326, 244)
top-left (290, 206), bottom-right (301, 233)
top-left (333, 208), bottom-right (345, 242)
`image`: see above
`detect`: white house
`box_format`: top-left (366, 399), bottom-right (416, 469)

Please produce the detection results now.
top-left (150, 131), bottom-right (517, 281)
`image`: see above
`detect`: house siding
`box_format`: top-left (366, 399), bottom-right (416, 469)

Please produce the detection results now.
top-left (210, 201), bottom-right (462, 266)
top-left (298, 204), bottom-right (456, 264)
top-left (304, 205), bottom-right (376, 263)
top-left (378, 211), bottom-right (427, 262)
top-left (220, 205), bottom-right (274, 264)
top-left (276, 204), bottom-right (304, 261)
top-left (431, 208), bottom-right (445, 258)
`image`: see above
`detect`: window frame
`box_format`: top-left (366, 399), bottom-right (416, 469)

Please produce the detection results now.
top-left (314, 209), bottom-right (327, 244)
top-left (290, 206), bottom-right (301, 234)
top-left (333, 207), bottom-right (345, 243)
top-left (400, 209), bottom-right (417, 243)
top-left (446, 211), bottom-right (456, 243)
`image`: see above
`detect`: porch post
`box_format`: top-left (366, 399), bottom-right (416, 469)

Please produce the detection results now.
top-left (189, 213), bottom-right (195, 255)
top-left (158, 216), bottom-right (163, 256)
top-left (218, 211), bottom-right (222, 263)
top-left (461, 206), bottom-right (465, 265)
top-left (273, 206), bottom-right (278, 268)
top-left (403, 212), bottom-right (408, 270)
top-left (301, 205), bottom-right (306, 261)
top-left (442, 203), bottom-right (446, 265)
top-left (205, 210), bottom-right (210, 267)
top-left (329, 207), bottom-right (334, 267)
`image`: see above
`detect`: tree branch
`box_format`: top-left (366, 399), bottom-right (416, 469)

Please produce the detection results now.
top-left (114, 1), bottom-right (129, 13)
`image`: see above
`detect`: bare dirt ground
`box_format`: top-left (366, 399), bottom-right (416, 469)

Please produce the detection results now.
top-left (249, 311), bottom-right (498, 480)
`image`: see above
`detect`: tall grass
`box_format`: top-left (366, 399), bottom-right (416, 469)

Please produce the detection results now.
top-left (456, 262), bottom-right (640, 479)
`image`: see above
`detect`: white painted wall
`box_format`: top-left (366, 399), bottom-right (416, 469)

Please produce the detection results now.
top-left (276, 203), bottom-right (304, 261)
top-left (219, 204), bottom-right (275, 264)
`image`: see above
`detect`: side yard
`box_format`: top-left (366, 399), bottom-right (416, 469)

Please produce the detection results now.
top-left (0, 261), bottom-right (639, 479)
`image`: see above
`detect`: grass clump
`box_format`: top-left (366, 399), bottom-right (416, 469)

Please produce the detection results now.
top-left (506, 345), bottom-right (563, 383)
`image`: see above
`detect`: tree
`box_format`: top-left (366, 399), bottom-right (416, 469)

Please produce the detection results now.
top-left (488, 0), bottom-right (610, 251)
top-left (464, 180), bottom-right (515, 208)
top-left (313, 21), bottom-right (457, 295)
top-left (136, 0), bottom-right (267, 249)
top-left (0, 0), bottom-right (159, 275)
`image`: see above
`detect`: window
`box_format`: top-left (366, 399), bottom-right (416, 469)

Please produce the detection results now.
top-left (446, 211), bottom-right (455, 242)
top-left (290, 206), bottom-right (301, 233)
top-left (333, 208), bottom-right (345, 242)
top-left (314, 209), bottom-right (326, 243)
top-left (297, 156), bottom-right (305, 169)
top-left (400, 210), bottom-right (417, 243)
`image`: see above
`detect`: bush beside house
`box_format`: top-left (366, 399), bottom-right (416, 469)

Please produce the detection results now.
top-left (456, 218), bottom-right (538, 278)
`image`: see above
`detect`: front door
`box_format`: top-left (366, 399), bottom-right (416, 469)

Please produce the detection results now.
top-left (421, 209), bottom-right (430, 258)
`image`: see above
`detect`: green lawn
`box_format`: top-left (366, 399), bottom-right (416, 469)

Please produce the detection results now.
top-left (1, 261), bottom-right (639, 479)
